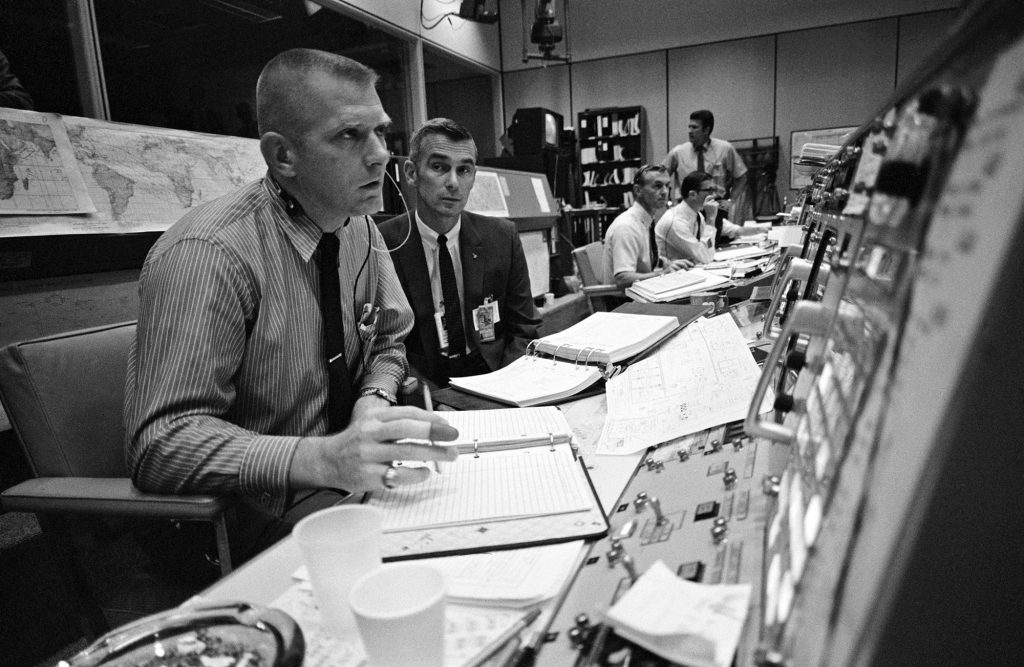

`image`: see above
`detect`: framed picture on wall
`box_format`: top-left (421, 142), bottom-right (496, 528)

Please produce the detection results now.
top-left (790, 126), bottom-right (857, 189)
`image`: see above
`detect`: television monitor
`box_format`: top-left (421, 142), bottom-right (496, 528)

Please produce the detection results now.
top-left (512, 107), bottom-right (562, 155)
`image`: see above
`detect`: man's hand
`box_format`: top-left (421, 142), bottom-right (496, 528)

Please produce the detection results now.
top-left (289, 406), bottom-right (459, 492)
top-left (665, 258), bottom-right (695, 271)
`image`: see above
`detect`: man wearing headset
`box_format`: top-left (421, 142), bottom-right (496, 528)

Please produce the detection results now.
top-left (125, 49), bottom-right (458, 560)
top-left (379, 118), bottom-right (540, 388)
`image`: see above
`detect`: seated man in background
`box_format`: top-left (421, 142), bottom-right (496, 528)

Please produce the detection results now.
top-left (379, 118), bottom-right (540, 388)
top-left (602, 164), bottom-right (692, 288)
top-left (125, 49), bottom-right (457, 562)
top-left (655, 171), bottom-right (762, 265)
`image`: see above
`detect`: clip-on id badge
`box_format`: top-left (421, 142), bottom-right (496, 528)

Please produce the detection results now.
top-left (472, 298), bottom-right (500, 342)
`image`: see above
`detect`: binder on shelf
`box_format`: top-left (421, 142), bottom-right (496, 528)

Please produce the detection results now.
top-left (365, 407), bottom-right (609, 559)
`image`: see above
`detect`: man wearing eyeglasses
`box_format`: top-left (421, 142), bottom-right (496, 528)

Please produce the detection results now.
top-left (602, 164), bottom-right (692, 288)
top-left (655, 171), bottom-right (760, 265)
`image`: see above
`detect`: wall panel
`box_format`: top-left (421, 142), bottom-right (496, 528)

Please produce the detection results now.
top-left (897, 9), bottom-right (960, 86)
top-left (666, 36), bottom-right (776, 156)
top-left (776, 19), bottom-right (898, 196)
top-left (502, 65), bottom-right (572, 131)
top-left (571, 51), bottom-right (668, 164)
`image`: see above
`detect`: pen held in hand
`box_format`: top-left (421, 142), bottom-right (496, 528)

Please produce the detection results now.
top-left (423, 383), bottom-right (441, 474)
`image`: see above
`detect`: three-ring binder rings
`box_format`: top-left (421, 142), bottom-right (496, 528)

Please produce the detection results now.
top-left (365, 407), bottom-right (609, 559)
top-left (448, 312), bottom-right (682, 407)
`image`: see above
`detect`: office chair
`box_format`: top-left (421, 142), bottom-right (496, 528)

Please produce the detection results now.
top-left (571, 240), bottom-right (627, 312)
top-left (0, 322), bottom-right (235, 635)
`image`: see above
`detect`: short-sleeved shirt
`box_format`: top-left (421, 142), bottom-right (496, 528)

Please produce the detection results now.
top-left (661, 137), bottom-right (748, 199)
top-left (654, 202), bottom-right (715, 264)
top-left (602, 202), bottom-right (654, 284)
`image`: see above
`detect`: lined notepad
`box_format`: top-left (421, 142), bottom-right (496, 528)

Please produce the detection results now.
top-left (370, 407), bottom-right (596, 533)
top-left (371, 444), bottom-right (592, 532)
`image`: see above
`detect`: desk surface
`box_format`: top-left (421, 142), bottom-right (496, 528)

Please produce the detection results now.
top-left (201, 393), bottom-right (643, 608)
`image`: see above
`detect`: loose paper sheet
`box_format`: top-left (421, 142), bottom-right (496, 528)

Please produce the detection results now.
top-left (606, 560), bottom-right (751, 667)
top-left (596, 315), bottom-right (773, 454)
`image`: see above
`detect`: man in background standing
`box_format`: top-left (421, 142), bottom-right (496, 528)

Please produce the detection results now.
top-left (661, 109), bottom-right (746, 207)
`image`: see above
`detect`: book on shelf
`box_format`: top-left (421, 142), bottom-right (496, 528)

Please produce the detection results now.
top-left (366, 407), bottom-right (608, 558)
top-left (626, 268), bottom-right (732, 303)
top-left (448, 311), bottom-right (682, 407)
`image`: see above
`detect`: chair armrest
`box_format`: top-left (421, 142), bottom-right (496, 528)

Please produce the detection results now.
top-left (1, 477), bottom-right (231, 521)
top-left (582, 284), bottom-right (626, 297)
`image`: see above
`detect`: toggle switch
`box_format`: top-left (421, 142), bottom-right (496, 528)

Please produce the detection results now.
top-left (634, 492), bottom-right (648, 513)
top-left (606, 539), bottom-right (624, 567)
top-left (711, 517), bottom-right (728, 544)
top-left (620, 554), bottom-right (639, 584)
top-left (763, 475), bottom-right (782, 497)
top-left (677, 448), bottom-right (691, 462)
top-left (647, 496), bottom-right (666, 525)
top-left (723, 467), bottom-right (738, 489)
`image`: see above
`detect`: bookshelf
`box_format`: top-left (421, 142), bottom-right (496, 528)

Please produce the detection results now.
top-left (577, 106), bottom-right (647, 209)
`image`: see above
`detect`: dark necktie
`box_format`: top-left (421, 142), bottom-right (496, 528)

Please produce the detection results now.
top-left (648, 219), bottom-right (659, 269)
top-left (436, 234), bottom-right (466, 357)
top-left (695, 144), bottom-right (706, 175)
top-left (318, 232), bottom-right (355, 431)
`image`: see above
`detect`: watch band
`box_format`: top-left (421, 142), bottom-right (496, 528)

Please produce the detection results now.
top-left (359, 386), bottom-right (397, 405)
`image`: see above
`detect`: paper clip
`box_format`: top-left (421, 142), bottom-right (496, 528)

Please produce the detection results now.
top-left (473, 439), bottom-right (480, 458)
top-left (548, 432), bottom-right (555, 452)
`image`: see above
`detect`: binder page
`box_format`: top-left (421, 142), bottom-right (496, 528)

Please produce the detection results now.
top-left (369, 443), bottom-right (594, 532)
top-left (449, 356), bottom-right (602, 407)
top-left (596, 315), bottom-right (774, 454)
top-left (536, 312), bottom-right (678, 362)
top-left (439, 406), bottom-right (573, 448)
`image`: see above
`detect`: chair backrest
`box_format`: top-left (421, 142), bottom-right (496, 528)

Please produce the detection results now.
top-left (0, 321), bottom-right (136, 478)
top-left (572, 241), bottom-right (607, 286)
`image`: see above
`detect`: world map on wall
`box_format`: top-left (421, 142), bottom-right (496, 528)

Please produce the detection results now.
top-left (0, 110), bottom-right (267, 237)
top-left (0, 118), bottom-right (77, 211)
top-left (65, 118), bottom-right (266, 225)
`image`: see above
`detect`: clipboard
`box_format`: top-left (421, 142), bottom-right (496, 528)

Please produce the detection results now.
top-left (362, 407), bottom-right (610, 560)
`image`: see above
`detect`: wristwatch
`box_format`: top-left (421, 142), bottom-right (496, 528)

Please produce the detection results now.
top-left (359, 386), bottom-right (397, 405)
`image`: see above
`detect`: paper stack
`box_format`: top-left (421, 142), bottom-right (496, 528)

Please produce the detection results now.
top-left (626, 268), bottom-right (731, 303)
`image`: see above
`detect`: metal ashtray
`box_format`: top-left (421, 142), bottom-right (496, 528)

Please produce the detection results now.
top-left (58, 601), bottom-right (304, 667)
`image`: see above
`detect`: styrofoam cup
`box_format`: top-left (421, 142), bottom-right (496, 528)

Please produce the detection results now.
top-left (293, 505), bottom-right (383, 638)
top-left (349, 562), bottom-right (447, 666)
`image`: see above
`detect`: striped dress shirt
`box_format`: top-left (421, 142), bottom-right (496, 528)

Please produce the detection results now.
top-left (124, 176), bottom-right (413, 515)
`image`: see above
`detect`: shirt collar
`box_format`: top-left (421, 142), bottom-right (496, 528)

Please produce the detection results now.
top-left (261, 173), bottom-right (334, 263)
top-left (415, 211), bottom-right (462, 249)
top-left (628, 201), bottom-right (654, 226)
